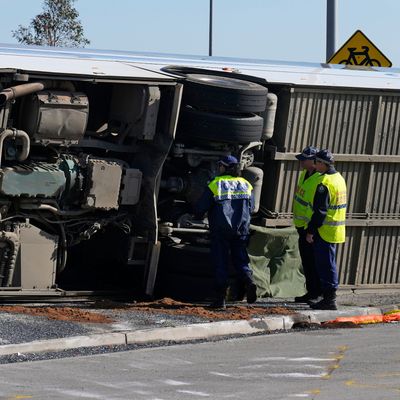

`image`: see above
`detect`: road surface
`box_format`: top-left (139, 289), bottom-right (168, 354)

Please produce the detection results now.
top-left (0, 323), bottom-right (398, 399)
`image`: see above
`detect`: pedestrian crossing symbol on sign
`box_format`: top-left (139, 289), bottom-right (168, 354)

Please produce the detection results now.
top-left (328, 30), bottom-right (392, 67)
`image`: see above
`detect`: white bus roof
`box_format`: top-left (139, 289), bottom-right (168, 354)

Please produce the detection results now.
top-left (0, 43), bottom-right (399, 90)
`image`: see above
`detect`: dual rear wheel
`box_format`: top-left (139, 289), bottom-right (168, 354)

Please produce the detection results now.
top-left (177, 74), bottom-right (268, 143)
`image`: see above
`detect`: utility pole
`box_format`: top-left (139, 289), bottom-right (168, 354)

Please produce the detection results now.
top-left (326, 0), bottom-right (337, 61)
top-left (209, 0), bottom-right (213, 56)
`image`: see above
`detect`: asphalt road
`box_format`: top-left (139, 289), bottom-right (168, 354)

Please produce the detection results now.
top-left (0, 323), bottom-right (398, 399)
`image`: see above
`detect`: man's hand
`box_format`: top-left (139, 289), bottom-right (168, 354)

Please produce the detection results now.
top-left (306, 233), bottom-right (314, 244)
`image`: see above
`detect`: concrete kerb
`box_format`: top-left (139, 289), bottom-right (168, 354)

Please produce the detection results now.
top-left (0, 306), bottom-right (387, 357)
top-left (297, 306), bottom-right (384, 323)
top-left (125, 316), bottom-right (292, 344)
top-left (0, 317), bottom-right (289, 357)
top-left (0, 332), bottom-right (128, 357)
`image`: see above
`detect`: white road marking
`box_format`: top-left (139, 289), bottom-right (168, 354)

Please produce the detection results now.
top-left (132, 389), bottom-right (153, 395)
top-left (55, 389), bottom-right (104, 398)
top-left (163, 379), bottom-right (190, 386)
top-left (287, 357), bottom-right (335, 362)
top-left (89, 380), bottom-right (150, 389)
top-left (177, 389), bottom-right (210, 397)
top-left (238, 363), bottom-right (271, 369)
top-left (209, 371), bottom-right (233, 377)
top-left (267, 372), bottom-right (325, 378)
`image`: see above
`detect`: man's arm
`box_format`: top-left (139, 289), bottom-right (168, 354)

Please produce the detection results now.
top-left (193, 187), bottom-right (214, 219)
top-left (249, 191), bottom-right (255, 214)
top-left (306, 183), bottom-right (329, 242)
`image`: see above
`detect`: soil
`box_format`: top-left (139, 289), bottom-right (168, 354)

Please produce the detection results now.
top-left (0, 305), bottom-right (114, 323)
top-left (121, 298), bottom-right (297, 321)
top-left (0, 298), bottom-right (296, 323)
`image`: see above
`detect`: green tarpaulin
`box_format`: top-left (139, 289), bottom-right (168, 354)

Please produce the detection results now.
top-left (248, 225), bottom-right (306, 298)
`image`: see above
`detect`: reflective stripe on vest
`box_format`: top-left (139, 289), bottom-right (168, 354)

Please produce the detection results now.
top-left (293, 170), bottom-right (321, 228)
top-left (208, 176), bottom-right (252, 200)
top-left (317, 172), bottom-right (347, 243)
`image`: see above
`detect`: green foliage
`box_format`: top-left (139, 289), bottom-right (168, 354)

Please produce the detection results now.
top-left (12, 0), bottom-right (90, 47)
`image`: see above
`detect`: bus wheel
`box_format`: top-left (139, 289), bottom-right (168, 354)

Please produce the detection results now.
top-left (177, 107), bottom-right (264, 144)
top-left (182, 74), bottom-right (268, 113)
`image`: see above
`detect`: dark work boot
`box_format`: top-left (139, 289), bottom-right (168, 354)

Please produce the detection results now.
top-left (310, 289), bottom-right (337, 310)
top-left (294, 293), bottom-right (321, 303)
top-left (245, 280), bottom-right (257, 304)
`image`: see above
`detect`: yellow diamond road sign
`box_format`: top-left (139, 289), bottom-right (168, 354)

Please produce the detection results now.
top-left (328, 30), bottom-right (392, 67)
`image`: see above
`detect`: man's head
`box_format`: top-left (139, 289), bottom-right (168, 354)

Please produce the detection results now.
top-left (295, 146), bottom-right (319, 172)
top-left (314, 149), bottom-right (334, 172)
top-left (217, 155), bottom-right (239, 175)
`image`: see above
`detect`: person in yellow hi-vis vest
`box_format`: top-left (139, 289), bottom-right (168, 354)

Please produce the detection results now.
top-left (292, 146), bottom-right (322, 304)
top-left (306, 150), bottom-right (347, 310)
top-left (194, 155), bottom-right (256, 309)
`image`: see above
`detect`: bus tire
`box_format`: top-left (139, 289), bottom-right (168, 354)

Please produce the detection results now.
top-left (177, 107), bottom-right (264, 144)
top-left (182, 74), bottom-right (268, 113)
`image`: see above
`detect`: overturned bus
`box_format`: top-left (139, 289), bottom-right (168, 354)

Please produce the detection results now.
top-left (0, 44), bottom-right (398, 298)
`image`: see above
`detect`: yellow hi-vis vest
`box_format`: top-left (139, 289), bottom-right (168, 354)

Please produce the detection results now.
top-left (208, 175), bottom-right (252, 200)
top-left (293, 170), bottom-right (321, 228)
top-left (317, 172), bottom-right (347, 243)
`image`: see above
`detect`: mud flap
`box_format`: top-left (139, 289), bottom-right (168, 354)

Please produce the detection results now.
top-left (144, 241), bottom-right (161, 296)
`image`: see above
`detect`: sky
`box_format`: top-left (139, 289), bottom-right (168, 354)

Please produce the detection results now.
top-left (0, 0), bottom-right (399, 66)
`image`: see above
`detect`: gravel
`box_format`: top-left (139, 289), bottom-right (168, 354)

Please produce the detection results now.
top-left (0, 313), bottom-right (91, 344)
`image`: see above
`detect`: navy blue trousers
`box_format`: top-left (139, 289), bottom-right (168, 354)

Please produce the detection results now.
top-left (297, 228), bottom-right (322, 296)
top-left (210, 233), bottom-right (252, 289)
top-left (313, 232), bottom-right (339, 290)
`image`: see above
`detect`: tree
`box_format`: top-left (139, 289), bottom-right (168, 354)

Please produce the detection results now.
top-left (12, 0), bottom-right (90, 47)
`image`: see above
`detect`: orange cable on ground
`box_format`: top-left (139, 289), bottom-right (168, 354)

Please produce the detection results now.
top-left (325, 315), bottom-right (382, 325)
top-left (383, 311), bottom-right (400, 322)
top-left (383, 309), bottom-right (400, 315)
top-left (324, 311), bottom-right (400, 325)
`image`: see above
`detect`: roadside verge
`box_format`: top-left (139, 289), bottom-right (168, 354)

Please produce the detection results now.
top-left (0, 306), bottom-right (389, 356)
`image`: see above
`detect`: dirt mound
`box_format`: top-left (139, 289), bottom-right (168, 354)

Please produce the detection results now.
top-left (0, 298), bottom-right (296, 323)
top-left (0, 305), bottom-right (114, 323)
top-left (122, 298), bottom-right (297, 321)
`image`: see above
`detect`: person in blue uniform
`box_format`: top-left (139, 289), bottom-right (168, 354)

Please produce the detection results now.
top-left (292, 146), bottom-right (322, 304)
top-left (194, 155), bottom-right (257, 309)
top-left (306, 150), bottom-right (347, 310)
